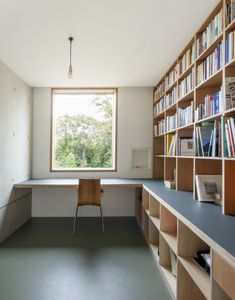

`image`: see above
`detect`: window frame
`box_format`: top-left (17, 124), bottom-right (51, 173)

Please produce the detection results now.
top-left (50, 88), bottom-right (118, 172)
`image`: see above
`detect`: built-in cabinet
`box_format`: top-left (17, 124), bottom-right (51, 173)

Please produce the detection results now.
top-left (135, 187), bottom-right (235, 299)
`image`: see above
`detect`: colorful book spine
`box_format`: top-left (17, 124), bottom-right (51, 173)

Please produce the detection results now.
top-left (165, 65), bottom-right (178, 90)
top-left (225, 30), bottom-right (235, 65)
top-left (177, 101), bottom-right (194, 127)
top-left (165, 87), bottom-right (177, 109)
top-left (224, 117), bottom-right (235, 157)
top-left (178, 70), bottom-right (194, 99)
top-left (155, 81), bottom-right (165, 100)
top-left (195, 89), bottom-right (223, 121)
top-left (156, 119), bottom-right (165, 135)
top-left (178, 44), bottom-right (195, 75)
top-left (154, 96), bottom-right (165, 116)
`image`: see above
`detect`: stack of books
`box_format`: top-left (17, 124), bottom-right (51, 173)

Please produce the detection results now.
top-left (177, 101), bottom-right (194, 127)
top-left (197, 42), bottom-right (222, 85)
top-left (225, 30), bottom-right (235, 64)
top-left (223, 117), bottom-right (235, 158)
top-left (225, 77), bottom-right (235, 110)
top-left (166, 114), bottom-right (177, 132)
top-left (196, 9), bottom-right (223, 57)
top-left (165, 87), bottom-right (177, 109)
top-left (178, 70), bottom-right (194, 99)
top-left (194, 89), bottom-right (223, 121)
top-left (178, 44), bottom-right (195, 75)
top-left (195, 121), bottom-right (221, 157)
top-left (165, 66), bottom-right (178, 90)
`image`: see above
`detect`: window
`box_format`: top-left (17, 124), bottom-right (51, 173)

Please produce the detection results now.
top-left (51, 88), bottom-right (117, 171)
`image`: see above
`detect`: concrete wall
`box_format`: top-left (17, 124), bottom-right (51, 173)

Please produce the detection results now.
top-left (32, 87), bottom-right (153, 216)
top-left (0, 60), bottom-right (32, 242)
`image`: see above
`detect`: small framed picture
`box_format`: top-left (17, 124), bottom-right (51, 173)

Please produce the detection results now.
top-left (195, 175), bottom-right (222, 203)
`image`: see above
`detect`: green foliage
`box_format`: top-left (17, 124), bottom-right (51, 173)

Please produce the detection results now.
top-left (54, 96), bottom-right (114, 169)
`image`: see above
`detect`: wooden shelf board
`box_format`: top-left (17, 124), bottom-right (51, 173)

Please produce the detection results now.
top-left (145, 208), bottom-right (150, 216)
top-left (150, 216), bottom-right (160, 230)
top-left (195, 112), bottom-right (222, 124)
top-left (224, 157), bottom-right (235, 161)
top-left (225, 57), bottom-right (235, 68)
top-left (196, 33), bottom-right (223, 63)
top-left (165, 128), bottom-right (177, 135)
top-left (161, 231), bottom-right (177, 255)
top-left (149, 244), bottom-right (159, 262)
top-left (225, 17), bottom-right (235, 33)
top-left (165, 101), bottom-right (177, 113)
top-left (160, 266), bottom-right (177, 298)
top-left (195, 156), bottom-right (222, 160)
top-left (153, 155), bottom-right (165, 158)
top-left (196, 69), bottom-right (222, 90)
top-left (177, 155), bottom-right (194, 159)
top-left (179, 257), bottom-right (210, 300)
top-left (178, 89), bottom-right (194, 104)
top-left (224, 106), bottom-right (235, 116)
top-left (165, 81), bottom-right (177, 95)
top-left (177, 122), bottom-right (194, 131)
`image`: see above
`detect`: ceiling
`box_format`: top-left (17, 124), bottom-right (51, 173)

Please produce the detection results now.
top-left (0, 0), bottom-right (217, 87)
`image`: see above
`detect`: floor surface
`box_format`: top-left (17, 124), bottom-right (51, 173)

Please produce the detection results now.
top-left (0, 217), bottom-right (172, 300)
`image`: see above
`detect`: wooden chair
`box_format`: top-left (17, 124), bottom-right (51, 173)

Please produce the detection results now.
top-left (73, 178), bottom-right (105, 235)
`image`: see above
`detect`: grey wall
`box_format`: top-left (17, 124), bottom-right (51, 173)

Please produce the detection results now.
top-left (0, 60), bottom-right (32, 242)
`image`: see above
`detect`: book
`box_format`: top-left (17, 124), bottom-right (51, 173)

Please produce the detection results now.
top-left (225, 77), bottom-right (235, 110)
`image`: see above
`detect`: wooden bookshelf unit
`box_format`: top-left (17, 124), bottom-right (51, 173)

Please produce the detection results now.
top-left (153, 0), bottom-right (235, 216)
top-left (149, 1), bottom-right (235, 298)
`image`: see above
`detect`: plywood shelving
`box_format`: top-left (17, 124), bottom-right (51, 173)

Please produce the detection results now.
top-left (153, 0), bottom-right (235, 216)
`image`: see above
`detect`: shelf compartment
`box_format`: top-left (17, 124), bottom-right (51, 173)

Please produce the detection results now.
top-left (153, 156), bottom-right (164, 180)
top-left (149, 194), bottom-right (160, 230)
top-left (135, 187), bottom-right (142, 228)
top-left (212, 250), bottom-right (235, 300)
top-left (177, 261), bottom-right (207, 300)
top-left (141, 207), bottom-right (149, 242)
top-left (177, 157), bottom-right (193, 191)
top-left (159, 234), bottom-right (177, 298)
top-left (149, 218), bottom-right (159, 262)
top-left (178, 221), bottom-right (210, 298)
top-left (153, 135), bottom-right (164, 156)
top-left (160, 205), bottom-right (178, 254)
top-left (196, 68), bottom-right (222, 90)
top-left (142, 188), bottom-right (149, 210)
top-left (165, 157), bottom-right (176, 183)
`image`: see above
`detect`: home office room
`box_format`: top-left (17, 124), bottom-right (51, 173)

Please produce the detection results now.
top-left (1, 0), bottom-right (235, 299)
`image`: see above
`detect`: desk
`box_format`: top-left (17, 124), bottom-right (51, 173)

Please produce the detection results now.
top-left (14, 178), bottom-right (235, 258)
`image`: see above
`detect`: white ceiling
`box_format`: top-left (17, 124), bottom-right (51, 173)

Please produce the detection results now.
top-left (0, 0), bottom-right (217, 87)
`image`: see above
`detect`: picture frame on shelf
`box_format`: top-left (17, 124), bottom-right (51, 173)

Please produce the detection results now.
top-left (195, 175), bottom-right (222, 203)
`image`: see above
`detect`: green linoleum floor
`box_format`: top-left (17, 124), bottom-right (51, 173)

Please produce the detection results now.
top-left (0, 217), bottom-right (172, 300)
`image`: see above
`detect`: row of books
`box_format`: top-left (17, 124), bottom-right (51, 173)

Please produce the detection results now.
top-left (226, 1), bottom-right (235, 26)
top-left (194, 90), bottom-right (223, 121)
top-left (166, 134), bottom-right (176, 156)
top-left (165, 65), bottom-right (178, 90)
top-left (223, 117), bottom-right (235, 157)
top-left (225, 30), bottom-right (235, 64)
top-left (177, 101), bottom-right (194, 128)
top-left (178, 70), bottom-right (194, 99)
top-left (195, 121), bottom-right (221, 157)
top-left (155, 81), bottom-right (165, 101)
top-left (165, 87), bottom-right (177, 109)
top-left (154, 119), bottom-right (165, 136)
top-left (196, 9), bottom-right (223, 57)
top-left (154, 96), bottom-right (165, 116)
top-left (178, 45), bottom-right (195, 76)
top-left (197, 42), bottom-right (222, 85)
top-left (166, 114), bottom-right (177, 132)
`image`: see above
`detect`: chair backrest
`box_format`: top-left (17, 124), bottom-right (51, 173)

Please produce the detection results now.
top-left (78, 178), bottom-right (101, 206)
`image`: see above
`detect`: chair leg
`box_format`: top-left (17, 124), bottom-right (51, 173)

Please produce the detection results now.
top-left (100, 206), bottom-right (105, 236)
top-left (73, 204), bottom-right (79, 235)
